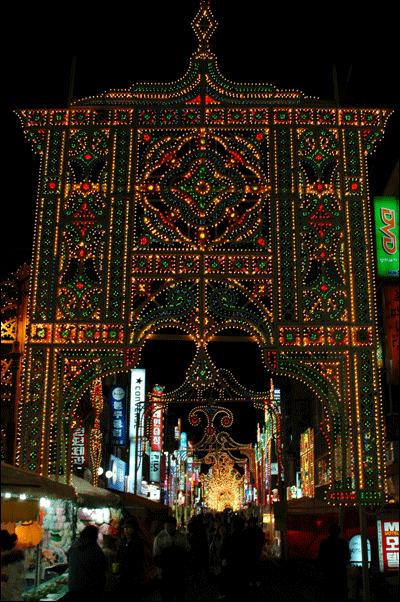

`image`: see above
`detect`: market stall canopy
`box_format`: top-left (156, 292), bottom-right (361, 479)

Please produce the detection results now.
top-left (71, 475), bottom-right (121, 508)
top-left (118, 491), bottom-right (168, 513)
top-left (1, 498), bottom-right (40, 523)
top-left (1, 463), bottom-right (77, 502)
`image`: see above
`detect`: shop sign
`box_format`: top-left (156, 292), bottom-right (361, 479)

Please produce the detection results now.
top-left (151, 405), bottom-right (163, 452)
top-left (108, 455), bottom-right (127, 492)
top-left (71, 426), bottom-right (87, 465)
top-left (150, 450), bottom-right (161, 482)
top-left (174, 418), bottom-right (181, 441)
top-left (374, 197), bottom-right (399, 277)
top-left (270, 462), bottom-right (278, 475)
top-left (377, 519), bottom-right (399, 572)
top-left (349, 535), bottom-right (371, 568)
top-left (130, 369), bottom-right (146, 439)
top-left (180, 431), bottom-right (187, 460)
top-left (300, 427), bottom-right (314, 497)
top-left (109, 386), bottom-right (127, 446)
top-left (273, 501), bottom-right (287, 531)
top-left (382, 285), bottom-right (399, 384)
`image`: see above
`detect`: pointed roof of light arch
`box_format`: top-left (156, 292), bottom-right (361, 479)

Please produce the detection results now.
top-left (71, 2), bottom-right (329, 108)
top-left (192, 1), bottom-right (218, 59)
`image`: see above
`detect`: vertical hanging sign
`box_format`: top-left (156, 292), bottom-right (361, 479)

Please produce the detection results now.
top-left (71, 426), bottom-right (87, 466)
top-left (150, 451), bottom-right (161, 482)
top-left (151, 384), bottom-right (164, 452)
top-left (109, 386), bottom-right (127, 446)
top-left (130, 369), bottom-right (146, 439)
top-left (377, 517), bottom-right (399, 572)
top-left (374, 197), bottom-right (399, 277)
top-left (382, 285), bottom-right (399, 384)
top-left (129, 369), bottom-right (146, 494)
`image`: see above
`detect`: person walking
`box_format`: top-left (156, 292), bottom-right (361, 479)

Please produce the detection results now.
top-left (186, 514), bottom-right (211, 600)
top-left (209, 523), bottom-right (228, 599)
top-left (66, 524), bottom-right (107, 601)
top-left (115, 517), bottom-right (144, 600)
top-left (318, 523), bottom-right (351, 602)
top-left (153, 516), bottom-right (190, 602)
top-left (243, 516), bottom-right (265, 588)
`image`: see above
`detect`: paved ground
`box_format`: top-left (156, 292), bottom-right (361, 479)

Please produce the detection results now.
top-left (142, 556), bottom-right (399, 602)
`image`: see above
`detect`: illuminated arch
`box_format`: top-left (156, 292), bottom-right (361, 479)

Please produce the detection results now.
top-left (15, 3), bottom-right (390, 507)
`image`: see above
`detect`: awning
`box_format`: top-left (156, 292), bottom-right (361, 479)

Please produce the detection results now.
top-left (1, 498), bottom-right (40, 523)
top-left (118, 491), bottom-right (169, 512)
top-left (71, 475), bottom-right (121, 509)
top-left (1, 463), bottom-right (77, 502)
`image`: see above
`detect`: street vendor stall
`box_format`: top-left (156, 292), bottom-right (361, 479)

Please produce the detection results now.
top-left (71, 475), bottom-right (122, 539)
top-left (1, 463), bottom-right (77, 598)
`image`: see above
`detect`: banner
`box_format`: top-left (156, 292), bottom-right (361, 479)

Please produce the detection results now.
top-left (374, 197), bottom-right (399, 277)
top-left (382, 285), bottom-right (399, 384)
top-left (151, 385), bottom-right (164, 452)
top-left (129, 369), bottom-right (145, 494)
top-left (300, 428), bottom-right (314, 497)
top-left (109, 386), bottom-right (127, 446)
top-left (71, 426), bottom-right (87, 466)
top-left (151, 406), bottom-right (163, 451)
top-left (130, 369), bottom-right (146, 439)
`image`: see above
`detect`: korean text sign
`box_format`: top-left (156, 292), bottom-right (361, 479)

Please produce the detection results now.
top-left (377, 519), bottom-right (399, 572)
top-left (110, 386), bottom-right (127, 446)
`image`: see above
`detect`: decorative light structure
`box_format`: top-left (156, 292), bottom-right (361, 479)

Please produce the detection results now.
top-left (189, 405), bottom-right (252, 511)
top-left (15, 2), bottom-right (391, 508)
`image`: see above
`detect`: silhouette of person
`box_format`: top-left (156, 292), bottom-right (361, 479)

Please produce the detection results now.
top-left (153, 516), bottom-right (190, 602)
top-left (220, 515), bottom-right (247, 599)
top-left (115, 517), bottom-right (144, 600)
top-left (66, 525), bottom-right (107, 601)
top-left (209, 523), bottom-right (228, 598)
top-left (243, 516), bottom-right (265, 587)
top-left (318, 523), bottom-right (350, 602)
top-left (1, 530), bottom-right (25, 601)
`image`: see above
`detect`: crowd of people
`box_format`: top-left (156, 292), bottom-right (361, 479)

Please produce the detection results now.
top-left (152, 510), bottom-right (266, 601)
top-left (2, 510), bottom-right (266, 601)
top-left (2, 513), bottom-right (353, 602)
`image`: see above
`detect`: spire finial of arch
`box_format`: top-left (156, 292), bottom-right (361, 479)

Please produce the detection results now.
top-left (192, 1), bottom-right (217, 58)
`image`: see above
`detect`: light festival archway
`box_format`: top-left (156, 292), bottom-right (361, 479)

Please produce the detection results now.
top-left (15, 3), bottom-right (392, 507)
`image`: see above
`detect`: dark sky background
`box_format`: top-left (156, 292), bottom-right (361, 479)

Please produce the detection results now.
top-left (4, 3), bottom-right (397, 443)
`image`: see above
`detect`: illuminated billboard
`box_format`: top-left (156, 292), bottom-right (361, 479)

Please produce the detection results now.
top-left (382, 285), bottom-right (399, 384)
top-left (300, 428), bottom-right (314, 497)
top-left (377, 518), bottom-right (399, 572)
top-left (130, 369), bottom-right (146, 439)
top-left (109, 386), bottom-right (127, 446)
top-left (374, 197), bottom-right (399, 278)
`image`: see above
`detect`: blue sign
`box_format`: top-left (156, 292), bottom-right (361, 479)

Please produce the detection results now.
top-left (110, 386), bottom-right (127, 446)
top-left (108, 455), bottom-right (127, 492)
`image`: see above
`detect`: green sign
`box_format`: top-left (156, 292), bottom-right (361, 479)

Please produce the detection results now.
top-left (374, 197), bottom-right (399, 278)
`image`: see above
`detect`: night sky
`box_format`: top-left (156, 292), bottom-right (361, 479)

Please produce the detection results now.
top-left (4, 3), bottom-right (397, 443)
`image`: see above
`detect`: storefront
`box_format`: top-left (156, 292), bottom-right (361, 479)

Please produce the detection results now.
top-left (1, 462), bottom-right (77, 600)
top-left (71, 475), bottom-right (122, 541)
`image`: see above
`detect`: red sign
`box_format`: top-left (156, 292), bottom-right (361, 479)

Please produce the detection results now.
top-left (151, 405), bottom-right (163, 451)
top-left (377, 518), bottom-right (399, 572)
top-left (383, 285), bottom-right (399, 384)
